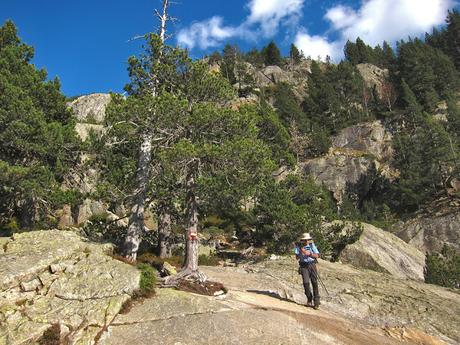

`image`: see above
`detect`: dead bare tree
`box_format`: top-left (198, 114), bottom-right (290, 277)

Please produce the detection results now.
top-left (124, 0), bottom-right (172, 262)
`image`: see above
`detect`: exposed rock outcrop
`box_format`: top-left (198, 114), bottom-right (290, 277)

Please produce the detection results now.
top-left (302, 121), bottom-right (396, 205)
top-left (256, 65), bottom-right (292, 86)
top-left (338, 222), bottom-right (425, 280)
top-left (68, 93), bottom-right (111, 124)
top-left (202, 258), bottom-right (460, 344)
top-left (102, 288), bottom-right (408, 345)
top-left (395, 204), bottom-right (460, 253)
top-left (74, 123), bottom-right (105, 142)
top-left (356, 63), bottom-right (389, 99)
top-left (0, 230), bottom-right (140, 345)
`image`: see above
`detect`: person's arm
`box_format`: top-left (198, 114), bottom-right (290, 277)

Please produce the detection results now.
top-left (310, 243), bottom-right (320, 259)
top-left (294, 246), bottom-right (300, 261)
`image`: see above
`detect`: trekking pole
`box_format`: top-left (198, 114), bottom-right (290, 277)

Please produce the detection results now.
top-left (307, 265), bottom-right (344, 303)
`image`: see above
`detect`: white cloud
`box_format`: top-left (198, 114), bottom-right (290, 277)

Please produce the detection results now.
top-left (177, 0), bottom-right (454, 61)
top-left (177, 0), bottom-right (305, 50)
top-left (325, 0), bottom-right (454, 46)
top-left (294, 31), bottom-right (342, 61)
top-left (246, 0), bottom-right (304, 36)
top-left (296, 0), bottom-right (454, 61)
top-left (177, 17), bottom-right (238, 50)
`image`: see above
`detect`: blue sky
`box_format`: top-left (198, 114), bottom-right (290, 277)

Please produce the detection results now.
top-left (1, 0), bottom-right (458, 96)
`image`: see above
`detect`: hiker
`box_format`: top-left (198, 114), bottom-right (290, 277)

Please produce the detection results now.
top-left (294, 233), bottom-right (321, 309)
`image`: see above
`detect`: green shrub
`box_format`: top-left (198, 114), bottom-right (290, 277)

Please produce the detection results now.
top-left (137, 253), bottom-right (184, 269)
top-left (0, 217), bottom-right (19, 236)
top-left (137, 263), bottom-right (157, 295)
top-left (198, 253), bottom-right (220, 266)
top-left (425, 245), bottom-right (460, 289)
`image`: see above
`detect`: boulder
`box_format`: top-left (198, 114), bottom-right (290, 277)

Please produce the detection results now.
top-left (338, 222), bottom-right (425, 280)
top-left (0, 230), bottom-right (139, 345)
top-left (302, 155), bottom-right (378, 205)
top-left (76, 198), bottom-right (108, 225)
top-left (161, 262), bottom-right (177, 276)
top-left (57, 204), bottom-right (74, 229)
top-left (256, 65), bottom-right (293, 86)
top-left (68, 93), bottom-right (111, 124)
top-left (395, 207), bottom-right (460, 254)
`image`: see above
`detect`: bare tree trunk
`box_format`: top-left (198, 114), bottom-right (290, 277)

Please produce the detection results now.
top-left (123, 0), bottom-right (170, 261)
top-left (157, 206), bottom-right (172, 258)
top-left (124, 134), bottom-right (152, 261)
top-left (18, 197), bottom-right (38, 229)
top-left (183, 169), bottom-right (199, 272)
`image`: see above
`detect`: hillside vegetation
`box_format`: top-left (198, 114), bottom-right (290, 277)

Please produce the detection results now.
top-left (0, 10), bottom-right (459, 288)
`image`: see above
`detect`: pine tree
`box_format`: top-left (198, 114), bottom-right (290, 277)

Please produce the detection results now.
top-left (0, 20), bottom-right (80, 231)
top-left (445, 9), bottom-right (460, 70)
top-left (221, 44), bottom-right (239, 84)
top-left (161, 64), bottom-right (273, 279)
top-left (262, 41), bottom-right (283, 66)
top-left (106, 0), bottom-right (189, 261)
top-left (273, 82), bottom-right (308, 131)
top-left (245, 48), bottom-right (264, 68)
top-left (289, 43), bottom-right (302, 64)
top-left (344, 40), bottom-right (359, 65)
top-left (397, 38), bottom-right (458, 111)
top-left (381, 41), bottom-right (397, 70)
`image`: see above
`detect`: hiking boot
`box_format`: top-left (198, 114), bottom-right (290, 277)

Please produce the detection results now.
top-left (306, 300), bottom-right (314, 307)
top-left (313, 305), bottom-right (320, 310)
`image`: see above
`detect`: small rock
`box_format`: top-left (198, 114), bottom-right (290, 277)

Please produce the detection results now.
top-left (162, 262), bottom-right (177, 276)
top-left (50, 263), bottom-right (69, 274)
top-left (269, 254), bottom-right (278, 261)
top-left (20, 278), bottom-right (42, 292)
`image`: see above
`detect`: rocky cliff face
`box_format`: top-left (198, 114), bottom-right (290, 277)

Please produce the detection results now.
top-left (301, 120), bottom-right (396, 205)
top-left (395, 202), bottom-right (460, 253)
top-left (0, 230), bottom-right (140, 345)
top-left (356, 63), bottom-right (389, 99)
top-left (68, 93), bottom-right (111, 124)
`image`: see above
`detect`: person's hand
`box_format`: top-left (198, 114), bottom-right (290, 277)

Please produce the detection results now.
top-left (301, 248), bottom-right (311, 256)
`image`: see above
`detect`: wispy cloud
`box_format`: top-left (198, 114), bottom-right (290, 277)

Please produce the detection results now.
top-left (296, 0), bottom-right (454, 61)
top-left (177, 0), bottom-right (305, 49)
top-left (178, 0), bottom-right (455, 62)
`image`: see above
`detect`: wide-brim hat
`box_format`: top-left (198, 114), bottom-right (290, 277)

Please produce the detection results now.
top-left (300, 232), bottom-right (313, 240)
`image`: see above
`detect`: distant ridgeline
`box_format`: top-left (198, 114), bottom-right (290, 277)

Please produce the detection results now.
top-left (0, 10), bottom-right (459, 287)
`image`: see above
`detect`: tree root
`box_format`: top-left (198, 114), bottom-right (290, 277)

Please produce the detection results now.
top-left (160, 269), bottom-right (207, 287)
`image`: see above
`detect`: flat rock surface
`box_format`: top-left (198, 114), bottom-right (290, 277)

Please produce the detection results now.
top-left (0, 230), bottom-right (140, 345)
top-left (201, 258), bottom-right (460, 344)
top-left (339, 222), bottom-right (425, 280)
top-left (102, 289), bottom-right (403, 345)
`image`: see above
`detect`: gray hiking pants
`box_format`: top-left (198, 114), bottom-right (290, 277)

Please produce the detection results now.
top-left (300, 263), bottom-right (320, 305)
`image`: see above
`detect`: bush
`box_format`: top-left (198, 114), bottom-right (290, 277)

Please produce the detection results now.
top-left (425, 245), bottom-right (460, 289)
top-left (198, 253), bottom-right (220, 266)
top-left (137, 253), bottom-right (184, 269)
top-left (0, 217), bottom-right (19, 236)
top-left (324, 222), bottom-right (363, 261)
top-left (137, 263), bottom-right (157, 295)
